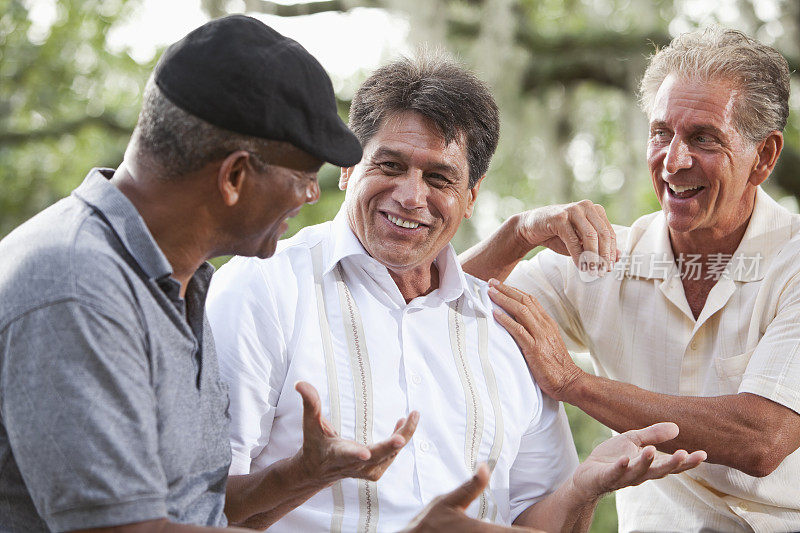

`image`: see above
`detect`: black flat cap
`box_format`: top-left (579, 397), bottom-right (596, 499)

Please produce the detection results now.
top-left (154, 15), bottom-right (362, 167)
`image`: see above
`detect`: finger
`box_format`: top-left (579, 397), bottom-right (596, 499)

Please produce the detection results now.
top-left (555, 222), bottom-right (584, 266)
top-left (395, 411), bottom-right (420, 442)
top-left (330, 438), bottom-right (372, 462)
top-left (656, 450), bottom-right (706, 476)
top-left (641, 450), bottom-right (687, 480)
top-left (487, 281), bottom-right (543, 321)
top-left (296, 381), bottom-right (325, 435)
top-left (493, 308), bottom-right (535, 352)
top-left (489, 281), bottom-right (555, 328)
top-left (625, 422), bottom-right (679, 447)
top-left (591, 203), bottom-right (616, 268)
top-left (586, 206), bottom-right (613, 270)
top-left (439, 463), bottom-right (490, 511)
top-left (624, 445), bottom-right (657, 481)
top-left (568, 210), bottom-right (599, 259)
top-left (369, 412), bottom-right (420, 459)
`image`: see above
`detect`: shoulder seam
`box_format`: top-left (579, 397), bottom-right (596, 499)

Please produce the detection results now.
top-left (0, 296), bottom-right (142, 338)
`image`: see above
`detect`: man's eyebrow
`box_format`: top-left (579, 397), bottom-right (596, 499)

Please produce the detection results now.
top-left (371, 147), bottom-right (461, 177)
top-left (649, 120), bottom-right (728, 139)
top-left (691, 123), bottom-right (728, 139)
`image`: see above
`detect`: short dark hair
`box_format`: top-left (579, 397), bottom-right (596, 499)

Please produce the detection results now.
top-left (132, 76), bottom-right (277, 179)
top-left (349, 53), bottom-right (500, 188)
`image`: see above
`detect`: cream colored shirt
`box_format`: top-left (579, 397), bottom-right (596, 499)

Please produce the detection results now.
top-left (508, 188), bottom-right (800, 533)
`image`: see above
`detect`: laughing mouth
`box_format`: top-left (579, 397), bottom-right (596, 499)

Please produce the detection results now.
top-left (385, 212), bottom-right (423, 229)
top-left (667, 182), bottom-right (705, 198)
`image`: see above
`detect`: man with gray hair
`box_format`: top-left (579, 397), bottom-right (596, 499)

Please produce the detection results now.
top-left (463, 27), bottom-right (800, 532)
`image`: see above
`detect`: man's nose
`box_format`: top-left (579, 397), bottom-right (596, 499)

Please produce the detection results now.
top-left (305, 179), bottom-right (320, 205)
top-left (664, 137), bottom-right (692, 174)
top-left (393, 172), bottom-right (427, 209)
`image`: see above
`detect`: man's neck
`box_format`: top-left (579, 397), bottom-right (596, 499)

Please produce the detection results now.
top-left (111, 161), bottom-right (212, 297)
top-left (388, 263), bottom-right (440, 304)
top-left (668, 215), bottom-right (752, 260)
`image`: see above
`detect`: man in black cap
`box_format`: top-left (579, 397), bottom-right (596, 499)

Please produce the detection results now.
top-left (0, 15), bottom-right (500, 533)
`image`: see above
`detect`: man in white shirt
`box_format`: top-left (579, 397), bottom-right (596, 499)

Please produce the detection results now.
top-left (462, 28), bottom-right (800, 532)
top-left (207, 54), bottom-right (704, 532)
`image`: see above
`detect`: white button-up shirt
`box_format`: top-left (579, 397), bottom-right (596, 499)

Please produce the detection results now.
top-left (508, 188), bottom-right (800, 533)
top-left (207, 212), bottom-right (578, 532)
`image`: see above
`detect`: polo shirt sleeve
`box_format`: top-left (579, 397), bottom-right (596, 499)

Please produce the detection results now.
top-left (739, 272), bottom-right (800, 415)
top-left (507, 391), bottom-right (579, 523)
top-left (507, 251), bottom-right (589, 353)
top-left (207, 257), bottom-right (289, 476)
top-left (0, 299), bottom-right (167, 532)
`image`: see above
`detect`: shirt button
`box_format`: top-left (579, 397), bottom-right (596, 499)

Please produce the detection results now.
top-left (690, 341), bottom-right (698, 350)
top-left (411, 373), bottom-right (422, 385)
top-left (738, 502), bottom-right (749, 512)
top-left (419, 440), bottom-right (431, 453)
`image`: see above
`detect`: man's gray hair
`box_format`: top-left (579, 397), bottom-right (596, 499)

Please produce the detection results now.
top-left (639, 27), bottom-right (790, 143)
top-left (131, 76), bottom-right (274, 178)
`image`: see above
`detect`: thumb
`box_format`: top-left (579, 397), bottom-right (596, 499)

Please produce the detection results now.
top-left (295, 381), bottom-right (322, 430)
top-left (439, 463), bottom-right (490, 511)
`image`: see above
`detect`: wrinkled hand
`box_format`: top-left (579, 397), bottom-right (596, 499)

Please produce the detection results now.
top-left (402, 464), bottom-right (537, 533)
top-left (515, 201), bottom-right (618, 275)
top-left (573, 422), bottom-right (707, 500)
top-left (488, 280), bottom-right (583, 402)
top-left (294, 381), bottom-right (418, 485)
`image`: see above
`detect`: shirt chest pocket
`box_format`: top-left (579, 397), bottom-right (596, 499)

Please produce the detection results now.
top-left (714, 348), bottom-right (754, 394)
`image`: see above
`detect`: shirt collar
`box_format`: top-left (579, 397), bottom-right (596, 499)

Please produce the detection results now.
top-left (324, 208), bottom-right (483, 310)
top-left (72, 168), bottom-right (174, 281)
top-left (622, 187), bottom-right (796, 282)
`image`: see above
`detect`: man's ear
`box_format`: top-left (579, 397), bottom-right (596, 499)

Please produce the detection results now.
top-left (218, 151), bottom-right (251, 206)
top-left (749, 131), bottom-right (783, 187)
top-left (339, 166), bottom-right (354, 191)
top-left (463, 174), bottom-right (485, 219)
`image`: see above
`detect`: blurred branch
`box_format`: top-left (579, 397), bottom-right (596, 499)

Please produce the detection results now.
top-left (0, 115), bottom-right (131, 146)
top-left (202, 0), bottom-right (380, 17)
top-left (243, 0), bottom-right (360, 16)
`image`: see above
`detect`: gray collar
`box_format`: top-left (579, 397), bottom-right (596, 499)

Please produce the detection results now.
top-left (72, 168), bottom-right (174, 281)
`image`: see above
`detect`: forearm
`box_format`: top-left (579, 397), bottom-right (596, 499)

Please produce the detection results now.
top-left (224, 453), bottom-right (331, 529)
top-left (75, 518), bottom-right (254, 532)
top-left (513, 476), bottom-right (599, 533)
top-left (461, 214), bottom-right (533, 283)
top-left (566, 373), bottom-right (785, 476)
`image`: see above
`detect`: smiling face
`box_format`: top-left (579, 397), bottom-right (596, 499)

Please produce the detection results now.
top-left (647, 74), bottom-right (763, 240)
top-left (341, 111), bottom-right (482, 275)
top-left (231, 146), bottom-right (322, 259)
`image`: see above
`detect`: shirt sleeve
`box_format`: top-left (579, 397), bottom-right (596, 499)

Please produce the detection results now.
top-left (506, 252), bottom-right (589, 353)
top-left (0, 300), bottom-right (167, 532)
top-left (739, 271), bottom-right (800, 414)
top-left (507, 391), bottom-right (579, 523)
top-left (206, 257), bottom-right (289, 476)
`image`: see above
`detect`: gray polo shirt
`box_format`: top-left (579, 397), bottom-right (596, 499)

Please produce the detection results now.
top-left (0, 169), bottom-right (231, 532)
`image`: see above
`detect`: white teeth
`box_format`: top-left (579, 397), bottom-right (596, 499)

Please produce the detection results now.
top-left (386, 213), bottom-right (420, 229)
top-left (668, 183), bottom-right (703, 194)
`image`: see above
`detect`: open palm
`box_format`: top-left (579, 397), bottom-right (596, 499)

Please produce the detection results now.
top-left (573, 422), bottom-right (707, 500)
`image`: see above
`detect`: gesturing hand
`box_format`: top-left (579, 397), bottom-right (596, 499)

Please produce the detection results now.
top-left (402, 464), bottom-right (537, 533)
top-left (488, 279), bottom-right (584, 402)
top-left (515, 201), bottom-right (618, 274)
top-left (294, 381), bottom-right (419, 485)
top-left (573, 422), bottom-right (707, 500)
